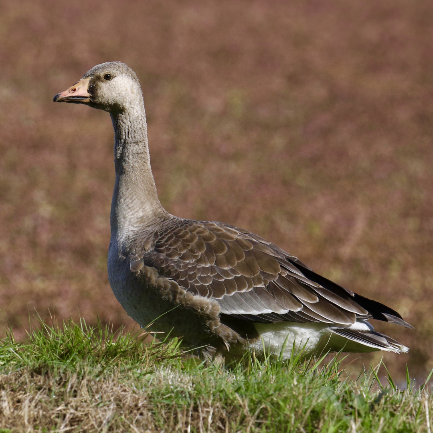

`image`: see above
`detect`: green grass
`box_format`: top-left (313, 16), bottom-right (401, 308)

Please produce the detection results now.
top-left (0, 319), bottom-right (431, 432)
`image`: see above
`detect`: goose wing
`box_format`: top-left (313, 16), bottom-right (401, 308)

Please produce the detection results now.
top-left (139, 219), bottom-right (410, 327)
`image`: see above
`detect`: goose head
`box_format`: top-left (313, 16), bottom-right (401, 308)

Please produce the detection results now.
top-left (53, 62), bottom-right (142, 113)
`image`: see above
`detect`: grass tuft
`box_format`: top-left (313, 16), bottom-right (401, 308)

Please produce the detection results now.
top-left (0, 315), bottom-right (182, 375)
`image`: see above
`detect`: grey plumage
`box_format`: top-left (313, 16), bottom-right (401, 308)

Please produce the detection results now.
top-left (54, 62), bottom-right (412, 359)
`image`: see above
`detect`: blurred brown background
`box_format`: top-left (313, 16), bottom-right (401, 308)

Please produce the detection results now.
top-left (0, 0), bottom-right (432, 380)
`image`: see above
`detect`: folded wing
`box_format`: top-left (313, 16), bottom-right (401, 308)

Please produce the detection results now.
top-left (140, 219), bottom-right (411, 329)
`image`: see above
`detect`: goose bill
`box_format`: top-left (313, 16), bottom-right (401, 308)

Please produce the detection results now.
top-left (53, 77), bottom-right (91, 103)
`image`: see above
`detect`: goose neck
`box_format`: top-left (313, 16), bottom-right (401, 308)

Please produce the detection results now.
top-left (110, 107), bottom-right (168, 248)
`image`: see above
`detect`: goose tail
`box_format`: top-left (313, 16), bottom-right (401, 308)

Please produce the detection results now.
top-left (329, 327), bottom-right (409, 354)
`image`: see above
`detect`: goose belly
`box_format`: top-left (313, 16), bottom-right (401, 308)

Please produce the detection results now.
top-left (245, 322), bottom-right (333, 359)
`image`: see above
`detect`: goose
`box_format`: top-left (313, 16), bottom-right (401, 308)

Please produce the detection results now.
top-left (54, 62), bottom-right (412, 361)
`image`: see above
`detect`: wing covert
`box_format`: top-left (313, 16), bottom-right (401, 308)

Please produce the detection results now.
top-left (139, 219), bottom-right (373, 326)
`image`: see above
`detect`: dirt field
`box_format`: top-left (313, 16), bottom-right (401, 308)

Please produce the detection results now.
top-left (0, 0), bottom-right (432, 380)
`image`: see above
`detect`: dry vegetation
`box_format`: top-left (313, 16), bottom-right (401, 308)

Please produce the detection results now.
top-left (0, 319), bottom-right (431, 432)
top-left (0, 0), bottom-right (432, 384)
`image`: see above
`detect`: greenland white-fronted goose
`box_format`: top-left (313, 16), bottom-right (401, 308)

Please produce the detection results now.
top-left (54, 62), bottom-right (412, 360)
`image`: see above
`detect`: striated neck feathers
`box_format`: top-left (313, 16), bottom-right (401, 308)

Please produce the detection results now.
top-left (109, 97), bottom-right (169, 250)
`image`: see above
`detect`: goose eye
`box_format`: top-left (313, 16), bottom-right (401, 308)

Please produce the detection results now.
top-left (103, 74), bottom-right (112, 81)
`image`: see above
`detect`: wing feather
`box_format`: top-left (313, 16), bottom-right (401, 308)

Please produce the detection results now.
top-left (138, 219), bottom-right (409, 328)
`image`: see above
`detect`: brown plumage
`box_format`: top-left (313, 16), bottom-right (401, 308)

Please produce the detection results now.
top-left (54, 62), bottom-right (412, 360)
